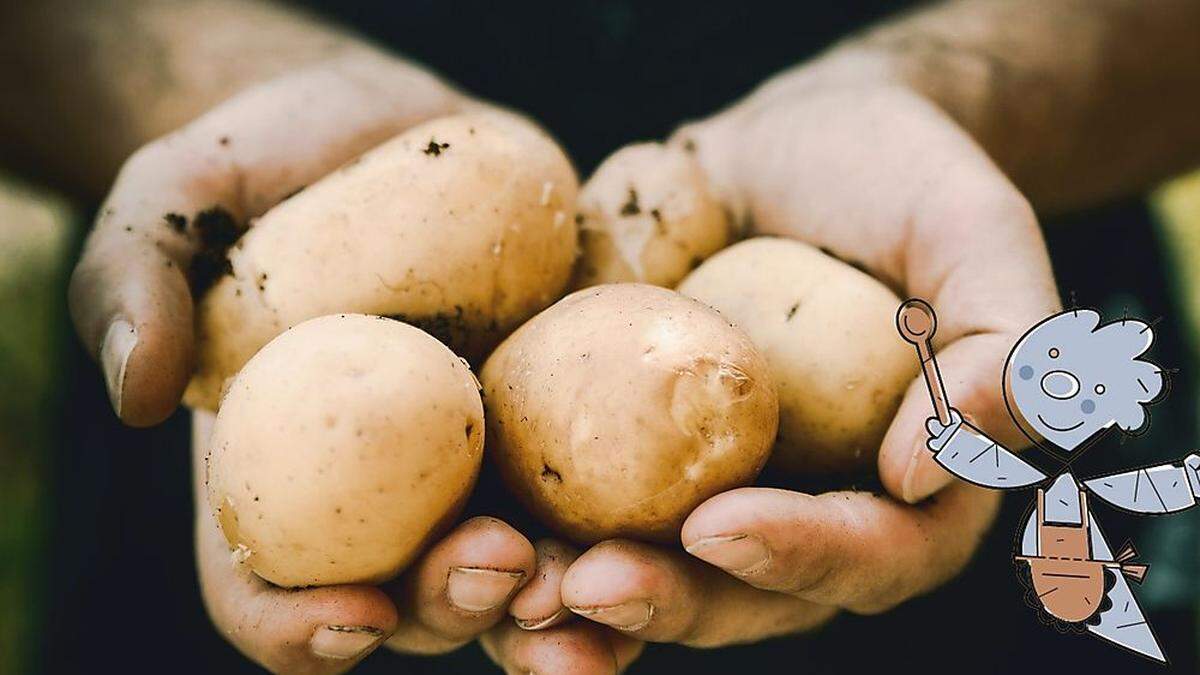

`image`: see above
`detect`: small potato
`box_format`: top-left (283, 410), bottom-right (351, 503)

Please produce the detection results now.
top-left (678, 238), bottom-right (917, 473)
top-left (206, 314), bottom-right (484, 587)
top-left (482, 283), bottom-right (778, 544)
top-left (571, 142), bottom-right (730, 290)
top-left (186, 110), bottom-right (578, 410)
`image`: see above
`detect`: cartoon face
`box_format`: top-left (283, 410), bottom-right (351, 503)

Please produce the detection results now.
top-left (1003, 309), bottom-right (1164, 451)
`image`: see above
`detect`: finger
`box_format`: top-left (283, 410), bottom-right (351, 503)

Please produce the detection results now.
top-left (681, 484), bottom-right (999, 614)
top-left (562, 540), bottom-right (835, 647)
top-left (509, 539), bottom-right (579, 630)
top-left (385, 517), bottom-right (536, 654)
top-left (71, 54), bottom-right (465, 425)
top-left (481, 620), bottom-right (643, 675)
top-left (193, 411), bottom-right (398, 673)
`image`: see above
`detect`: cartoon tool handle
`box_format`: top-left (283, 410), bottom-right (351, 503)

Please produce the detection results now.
top-left (896, 299), bottom-right (953, 426)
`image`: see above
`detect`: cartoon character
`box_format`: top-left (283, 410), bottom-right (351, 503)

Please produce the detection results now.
top-left (897, 299), bottom-right (1196, 663)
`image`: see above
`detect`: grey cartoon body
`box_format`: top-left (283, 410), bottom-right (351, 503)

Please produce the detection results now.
top-left (1018, 473), bottom-right (1163, 661)
top-left (897, 301), bottom-right (1187, 663)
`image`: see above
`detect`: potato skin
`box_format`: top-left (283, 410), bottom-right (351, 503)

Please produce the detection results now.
top-left (482, 283), bottom-right (778, 544)
top-left (678, 238), bottom-right (917, 473)
top-left (186, 110), bottom-right (578, 410)
top-left (571, 143), bottom-right (730, 290)
top-left (206, 314), bottom-right (484, 587)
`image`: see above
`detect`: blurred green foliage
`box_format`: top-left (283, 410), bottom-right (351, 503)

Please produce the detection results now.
top-left (0, 175), bottom-right (75, 675)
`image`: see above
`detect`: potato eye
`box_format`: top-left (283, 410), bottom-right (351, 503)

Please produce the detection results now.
top-left (1095, 384), bottom-right (1105, 395)
top-left (1048, 347), bottom-right (1060, 358)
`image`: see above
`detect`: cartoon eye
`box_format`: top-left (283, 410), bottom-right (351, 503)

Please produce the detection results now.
top-left (1048, 347), bottom-right (1060, 358)
top-left (1095, 384), bottom-right (1105, 395)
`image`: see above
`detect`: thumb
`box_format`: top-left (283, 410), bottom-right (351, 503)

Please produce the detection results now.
top-left (68, 149), bottom-right (215, 427)
top-left (69, 54), bottom-right (467, 426)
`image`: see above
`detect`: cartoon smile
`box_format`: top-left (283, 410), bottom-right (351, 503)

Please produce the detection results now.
top-left (1037, 414), bottom-right (1085, 432)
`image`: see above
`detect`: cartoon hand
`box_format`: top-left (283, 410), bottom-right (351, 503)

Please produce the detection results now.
top-left (925, 408), bottom-right (965, 452)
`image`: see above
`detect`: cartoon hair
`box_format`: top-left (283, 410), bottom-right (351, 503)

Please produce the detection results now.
top-left (1037, 309), bottom-right (1165, 432)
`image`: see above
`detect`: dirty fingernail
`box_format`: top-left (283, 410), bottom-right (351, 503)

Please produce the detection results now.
top-left (570, 600), bottom-right (654, 631)
top-left (310, 625), bottom-right (384, 660)
top-left (100, 319), bottom-right (137, 418)
top-left (685, 533), bottom-right (770, 575)
top-left (447, 567), bottom-right (524, 612)
top-left (902, 439), bottom-right (952, 503)
top-left (515, 607), bottom-right (566, 630)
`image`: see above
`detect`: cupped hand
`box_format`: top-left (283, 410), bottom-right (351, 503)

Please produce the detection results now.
top-left (195, 410), bottom-right (640, 674)
top-left (565, 52), bottom-right (1061, 645)
top-left (77, 53), bottom-right (637, 673)
top-left (68, 51), bottom-right (469, 427)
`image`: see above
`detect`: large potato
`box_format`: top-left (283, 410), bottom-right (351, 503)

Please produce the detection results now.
top-left (186, 110), bottom-right (578, 410)
top-left (678, 238), bottom-right (917, 473)
top-left (571, 142), bottom-right (730, 290)
top-left (482, 283), bottom-right (778, 544)
top-left (206, 314), bottom-right (484, 587)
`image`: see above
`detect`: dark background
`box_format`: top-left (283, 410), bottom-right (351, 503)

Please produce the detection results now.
top-left (35, 1), bottom-right (1198, 673)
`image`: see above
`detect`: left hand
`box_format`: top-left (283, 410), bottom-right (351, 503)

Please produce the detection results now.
top-left (563, 48), bottom-right (1060, 645)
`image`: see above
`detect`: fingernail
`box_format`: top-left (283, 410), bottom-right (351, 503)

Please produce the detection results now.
top-left (515, 607), bottom-right (565, 630)
top-left (570, 600), bottom-right (654, 631)
top-left (100, 319), bottom-right (137, 418)
top-left (446, 567), bottom-right (524, 613)
top-left (902, 436), bottom-right (952, 503)
top-left (310, 625), bottom-right (383, 660)
top-left (685, 534), bottom-right (770, 575)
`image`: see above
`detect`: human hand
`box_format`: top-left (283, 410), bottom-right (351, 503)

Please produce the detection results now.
top-left (563, 50), bottom-right (1061, 645)
top-left (74, 52), bottom-right (635, 672)
top-left (67, 51), bottom-right (475, 427)
top-left (194, 410), bottom-right (641, 674)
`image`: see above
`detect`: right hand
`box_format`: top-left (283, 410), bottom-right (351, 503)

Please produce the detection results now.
top-left (76, 54), bottom-right (641, 673)
top-left (925, 408), bottom-right (964, 452)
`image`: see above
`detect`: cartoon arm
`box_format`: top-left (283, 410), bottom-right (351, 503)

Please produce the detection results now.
top-left (925, 409), bottom-right (1048, 489)
top-left (1085, 453), bottom-right (1200, 514)
top-left (897, 299), bottom-right (1047, 490)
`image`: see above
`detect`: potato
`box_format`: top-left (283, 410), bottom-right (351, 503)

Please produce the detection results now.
top-left (186, 110), bottom-right (578, 410)
top-left (206, 314), bottom-right (484, 587)
top-left (482, 283), bottom-right (778, 544)
top-left (571, 142), bottom-right (730, 290)
top-left (678, 238), bottom-right (917, 473)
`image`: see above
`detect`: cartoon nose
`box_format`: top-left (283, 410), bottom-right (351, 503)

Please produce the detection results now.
top-left (1041, 370), bottom-right (1080, 400)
